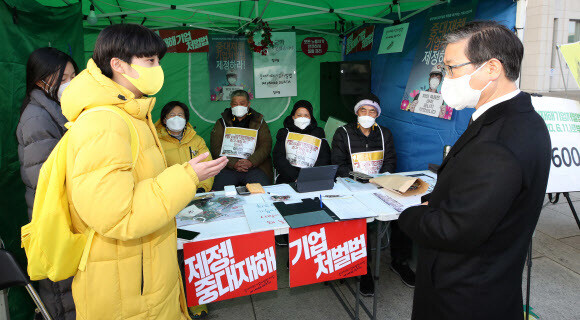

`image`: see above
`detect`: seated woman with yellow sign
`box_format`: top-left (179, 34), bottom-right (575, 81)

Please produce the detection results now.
top-left (210, 90), bottom-right (273, 190)
top-left (273, 100), bottom-right (331, 183)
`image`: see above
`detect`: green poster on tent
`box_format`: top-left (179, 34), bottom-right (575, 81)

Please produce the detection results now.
top-left (377, 23), bottom-right (409, 54)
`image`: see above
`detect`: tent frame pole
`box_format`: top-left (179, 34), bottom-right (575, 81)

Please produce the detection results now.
top-left (269, 0), bottom-right (394, 24)
top-left (97, 0), bottom-right (247, 18)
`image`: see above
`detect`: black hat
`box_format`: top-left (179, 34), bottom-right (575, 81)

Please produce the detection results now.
top-left (291, 100), bottom-right (313, 117)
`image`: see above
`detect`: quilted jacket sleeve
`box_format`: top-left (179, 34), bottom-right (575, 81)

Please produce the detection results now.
top-left (68, 111), bottom-right (199, 241)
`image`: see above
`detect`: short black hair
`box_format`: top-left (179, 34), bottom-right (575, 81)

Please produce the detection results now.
top-left (93, 24), bottom-right (167, 78)
top-left (443, 21), bottom-right (523, 81)
top-left (160, 101), bottom-right (190, 123)
top-left (230, 89), bottom-right (250, 101)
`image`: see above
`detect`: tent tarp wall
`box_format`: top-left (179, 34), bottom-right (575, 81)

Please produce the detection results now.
top-left (0, 1), bottom-right (84, 319)
top-left (345, 0), bottom-right (518, 172)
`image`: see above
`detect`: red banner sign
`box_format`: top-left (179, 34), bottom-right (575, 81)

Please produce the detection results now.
top-left (301, 37), bottom-right (328, 58)
top-left (346, 25), bottom-right (375, 55)
top-left (158, 29), bottom-right (209, 53)
top-left (289, 220), bottom-right (367, 288)
top-left (183, 231), bottom-right (277, 306)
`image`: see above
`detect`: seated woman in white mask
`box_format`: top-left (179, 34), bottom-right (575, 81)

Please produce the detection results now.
top-left (273, 100), bottom-right (331, 184)
top-left (155, 101), bottom-right (214, 193)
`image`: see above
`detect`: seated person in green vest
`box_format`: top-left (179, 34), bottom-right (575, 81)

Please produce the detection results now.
top-left (331, 93), bottom-right (415, 297)
top-left (273, 99), bottom-right (331, 184)
top-left (155, 101), bottom-right (213, 194)
top-left (210, 90), bottom-right (273, 190)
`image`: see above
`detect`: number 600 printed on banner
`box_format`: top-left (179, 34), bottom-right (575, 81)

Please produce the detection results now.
top-left (289, 219), bottom-right (368, 288)
top-left (183, 231), bottom-right (277, 306)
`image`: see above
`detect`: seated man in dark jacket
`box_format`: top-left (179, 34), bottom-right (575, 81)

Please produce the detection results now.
top-left (331, 93), bottom-right (415, 296)
top-left (211, 90), bottom-right (273, 190)
top-left (273, 100), bottom-right (331, 184)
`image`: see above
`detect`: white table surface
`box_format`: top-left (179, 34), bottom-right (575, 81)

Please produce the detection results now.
top-left (177, 170), bottom-right (436, 249)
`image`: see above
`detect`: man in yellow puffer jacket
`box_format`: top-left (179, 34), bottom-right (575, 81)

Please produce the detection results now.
top-left (155, 101), bottom-right (214, 193)
top-left (60, 24), bottom-right (227, 320)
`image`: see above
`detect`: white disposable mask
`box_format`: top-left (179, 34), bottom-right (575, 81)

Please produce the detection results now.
top-left (166, 116), bottom-right (186, 132)
top-left (441, 61), bottom-right (492, 110)
top-left (429, 78), bottom-right (441, 90)
top-left (231, 105), bottom-right (248, 118)
top-left (227, 77), bottom-right (236, 85)
top-left (358, 116), bottom-right (376, 129)
top-left (293, 117), bottom-right (311, 130)
top-left (57, 81), bottom-right (70, 101)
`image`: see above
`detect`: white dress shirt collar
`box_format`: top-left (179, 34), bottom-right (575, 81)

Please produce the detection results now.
top-left (471, 89), bottom-right (521, 121)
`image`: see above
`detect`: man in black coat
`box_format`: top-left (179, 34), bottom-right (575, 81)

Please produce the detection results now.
top-left (398, 21), bottom-right (551, 320)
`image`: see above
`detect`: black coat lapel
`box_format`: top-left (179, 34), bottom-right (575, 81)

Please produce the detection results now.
top-left (438, 116), bottom-right (483, 174)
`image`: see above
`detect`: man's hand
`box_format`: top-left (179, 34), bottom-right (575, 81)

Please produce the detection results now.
top-left (421, 201), bottom-right (429, 206)
top-left (233, 159), bottom-right (248, 172)
top-left (188, 153), bottom-right (228, 181)
top-left (237, 159), bottom-right (253, 171)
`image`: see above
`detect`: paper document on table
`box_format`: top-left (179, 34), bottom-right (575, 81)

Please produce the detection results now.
top-left (322, 196), bottom-right (377, 220)
top-left (264, 184), bottom-right (299, 195)
top-left (244, 202), bottom-right (289, 232)
top-left (176, 196), bottom-right (246, 227)
top-left (353, 192), bottom-right (398, 215)
top-left (372, 190), bottom-right (423, 213)
top-left (263, 184), bottom-right (301, 203)
top-left (338, 177), bottom-right (380, 192)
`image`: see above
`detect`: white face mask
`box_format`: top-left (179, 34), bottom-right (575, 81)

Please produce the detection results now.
top-left (293, 117), bottom-right (311, 130)
top-left (429, 77), bottom-right (441, 90)
top-left (358, 116), bottom-right (376, 129)
top-left (441, 61), bottom-right (492, 110)
top-left (57, 81), bottom-right (70, 101)
top-left (166, 116), bottom-right (186, 132)
top-left (227, 77), bottom-right (236, 85)
top-left (231, 105), bottom-right (248, 118)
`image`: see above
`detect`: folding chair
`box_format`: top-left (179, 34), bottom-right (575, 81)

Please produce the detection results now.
top-left (0, 248), bottom-right (53, 320)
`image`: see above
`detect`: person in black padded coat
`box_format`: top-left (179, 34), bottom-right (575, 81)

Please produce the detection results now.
top-left (273, 100), bottom-right (331, 184)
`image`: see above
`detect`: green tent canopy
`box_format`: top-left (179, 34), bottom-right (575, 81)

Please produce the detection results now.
top-left (32, 0), bottom-right (440, 34)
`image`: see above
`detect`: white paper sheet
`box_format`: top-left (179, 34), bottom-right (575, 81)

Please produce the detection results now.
top-left (243, 203), bottom-right (289, 232)
top-left (353, 192), bottom-right (399, 215)
top-left (322, 196), bottom-right (378, 220)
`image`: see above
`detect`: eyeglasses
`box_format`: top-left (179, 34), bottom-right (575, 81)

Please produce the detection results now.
top-left (442, 61), bottom-right (473, 78)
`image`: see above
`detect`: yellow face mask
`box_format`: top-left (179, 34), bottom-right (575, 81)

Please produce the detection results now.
top-left (122, 64), bottom-right (164, 95)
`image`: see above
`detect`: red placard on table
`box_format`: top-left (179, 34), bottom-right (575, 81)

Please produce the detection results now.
top-left (157, 29), bottom-right (209, 53)
top-left (289, 219), bottom-right (367, 288)
top-left (346, 25), bottom-right (375, 55)
top-left (183, 231), bottom-right (277, 306)
top-left (301, 37), bottom-right (328, 58)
